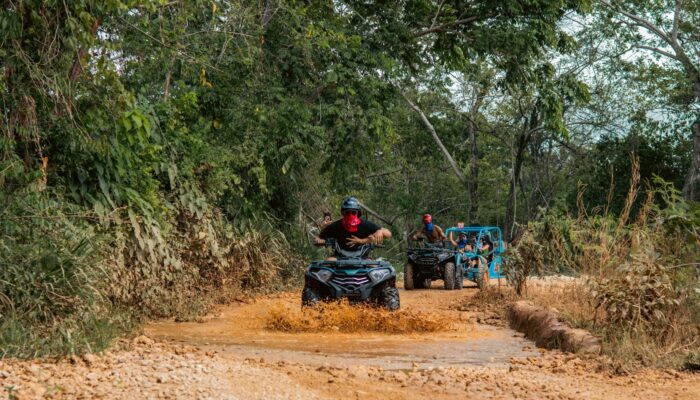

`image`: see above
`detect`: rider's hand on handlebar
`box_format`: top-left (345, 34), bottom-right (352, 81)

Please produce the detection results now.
top-left (314, 237), bottom-right (326, 246)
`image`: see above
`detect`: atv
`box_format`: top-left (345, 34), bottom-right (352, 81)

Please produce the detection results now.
top-left (445, 226), bottom-right (505, 290)
top-left (301, 238), bottom-right (400, 310)
top-left (404, 240), bottom-right (462, 290)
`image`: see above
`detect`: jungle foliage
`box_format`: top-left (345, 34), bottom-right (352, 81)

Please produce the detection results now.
top-left (0, 1), bottom-right (698, 359)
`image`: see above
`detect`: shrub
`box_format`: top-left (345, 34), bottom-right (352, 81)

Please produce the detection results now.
top-left (507, 175), bottom-right (700, 369)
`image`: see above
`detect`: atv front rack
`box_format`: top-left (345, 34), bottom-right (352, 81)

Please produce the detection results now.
top-left (316, 259), bottom-right (384, 267)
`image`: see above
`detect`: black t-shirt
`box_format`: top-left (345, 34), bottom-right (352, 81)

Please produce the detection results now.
top-left (319, 219), bottom-right (381, 251)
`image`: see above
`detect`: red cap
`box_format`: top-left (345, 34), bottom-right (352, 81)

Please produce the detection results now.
top-left (423, 214), bottom-right (432, 223)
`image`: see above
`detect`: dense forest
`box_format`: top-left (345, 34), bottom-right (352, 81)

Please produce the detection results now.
top-left (1, 1), bottom-right (699, 359)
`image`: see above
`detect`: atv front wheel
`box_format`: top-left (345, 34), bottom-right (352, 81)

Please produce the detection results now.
top-left (444, 262), bottom-right (456, 290)
top-left (403, 262), bottom-right (415, 290)
top-left (381, 287), bottom-right (400, 311)
top-left (475, 259), bottom-right (489, 290)
top-left (455, 264), bottom-right (464, 290)
top-left (301, 286), bottom-right (321, 308)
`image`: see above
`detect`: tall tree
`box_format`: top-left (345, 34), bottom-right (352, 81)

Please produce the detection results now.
top-left (597, 0), bottom-right (700, 200)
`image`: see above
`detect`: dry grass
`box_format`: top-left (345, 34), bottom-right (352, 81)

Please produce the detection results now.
top-left (509, 277), bottom-right (698, 371)
top-left (264, 301), bottom-right (451, 334)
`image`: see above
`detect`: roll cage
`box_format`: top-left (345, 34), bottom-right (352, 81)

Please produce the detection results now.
top-left (444, 226), bottom-right (503, 259)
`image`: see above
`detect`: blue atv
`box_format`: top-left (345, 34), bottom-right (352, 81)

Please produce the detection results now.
top-left (405, 240), bottom-right (462, 290)
top-left (302, 238), bottom-right (400, 310)
top-left (445, 226), bottom-right (505, 290)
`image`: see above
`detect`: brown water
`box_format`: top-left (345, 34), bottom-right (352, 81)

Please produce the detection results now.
top-left (145, 285), bottom-right (539, 370)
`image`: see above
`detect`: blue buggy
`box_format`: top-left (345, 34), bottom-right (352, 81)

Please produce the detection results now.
top-left (445, 226), bottom-right (505, 290)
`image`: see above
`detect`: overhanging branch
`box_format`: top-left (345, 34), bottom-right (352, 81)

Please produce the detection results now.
top-left (402, 92), bottom-right (469, 188)
top-left (635, 44), bottom-right (680, 61)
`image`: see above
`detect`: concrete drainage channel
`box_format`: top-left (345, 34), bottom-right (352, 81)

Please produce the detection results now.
top-left (507, 301), bottom-right (601, 354)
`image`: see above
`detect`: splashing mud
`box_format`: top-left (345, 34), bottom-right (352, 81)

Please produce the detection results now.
top-left (265, 301), bottom-right (451, 333)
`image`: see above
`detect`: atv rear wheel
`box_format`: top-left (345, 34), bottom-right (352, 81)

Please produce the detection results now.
top-left (403, 262), bottom-right (415, 290)
top-left (301, 286), bottom-right (321, 308)
top-left (455, 263), bottom-right (464, 290)
top-left (475, 259), bottom-right (489, 290)
top-left (444, 262), bottom-right (456, 290)
top-left (381, 287), bottom-right (400, 311)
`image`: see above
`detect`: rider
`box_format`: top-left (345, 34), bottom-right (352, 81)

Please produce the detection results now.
top-left (315, 197), bottom-right (392, 253)
top-left (479, 235), bottom-right (494, 264)
top-left (411, 214), bottom-right (447, 244)
top-left (319, 211), bottom-right (333, 230)
top-left (450, 232), bottom-right (471, 253)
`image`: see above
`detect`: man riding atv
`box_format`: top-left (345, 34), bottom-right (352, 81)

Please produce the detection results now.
top-left (305, 197), bottom-right (398, 310)
top-left (315, 197), bottom-right (392, 252)
top-left (411, 214), bottom-right (447, 244)
top-left (405, 214), bottom-right (463, 290)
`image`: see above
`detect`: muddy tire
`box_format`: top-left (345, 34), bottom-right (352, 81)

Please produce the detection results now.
top-left (404, 262), bottom-right (415, 290)
top-left (301, 286), bottom-right (320, 308)
top-left (381, 287), bottom-right (400, 311)
top-left (455, 263), bottom-right (463, 290)
top-left (444, 262), bottom-right (456, 290)
top-left (475, 258), bottom-right (489, 290)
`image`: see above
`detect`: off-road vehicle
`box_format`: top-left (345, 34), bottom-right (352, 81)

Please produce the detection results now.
top-left (445, 226), bottom-right (505, 290)
top-left (302, 238), bottom-right (400, 310)
top-left (404, 240), bottom-right (462, 290)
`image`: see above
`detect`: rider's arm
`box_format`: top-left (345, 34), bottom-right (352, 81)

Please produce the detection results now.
top-left (352, 228), bottom-right (391, 245)
top-left (410, 228), bottom-right (422, 241)
top-left (316, 222), bottom-right (334, 245)
top-left (373, 227), bottom-right (392, 243)
top-left (436, 225), bottom-right (447, 240)
top-left (448, 231), bottom-right (458, 248)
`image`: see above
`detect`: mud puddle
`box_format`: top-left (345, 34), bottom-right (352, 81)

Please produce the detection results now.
top-left (146, 285), bottom-right (539, 369)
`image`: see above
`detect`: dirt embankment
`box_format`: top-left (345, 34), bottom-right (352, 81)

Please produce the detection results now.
top-left (2, 284), bottom-right (699, 399)
top-left (508, 301), bottom-right (601, 354)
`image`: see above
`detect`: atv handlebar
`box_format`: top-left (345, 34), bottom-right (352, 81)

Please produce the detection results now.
top-left (317, 237), bottom-right (382, 258)
top-left (318, 238), bottom-right (384, 248)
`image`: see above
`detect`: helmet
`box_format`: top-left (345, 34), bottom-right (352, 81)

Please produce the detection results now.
top-left (422, 214), bottom-right (432, 224)
top-left (341, 197), bottom-right (361, 213)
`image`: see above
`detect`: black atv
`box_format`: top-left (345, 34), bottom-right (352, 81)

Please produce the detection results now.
top-left (404, 240), bottom-right (462, 290)
top-left (301, 238), bottom-right (400, 310)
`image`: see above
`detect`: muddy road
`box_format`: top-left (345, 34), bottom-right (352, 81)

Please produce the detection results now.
top-left (146, 283), bottom-right (538, 370)
top-left (2, 282), bottom-right (699, 399)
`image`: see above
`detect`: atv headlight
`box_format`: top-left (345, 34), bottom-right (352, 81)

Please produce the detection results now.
top-left (368, 268), bottom-right (391, 283)
top-left (314, 269), bottom-right (333, 282)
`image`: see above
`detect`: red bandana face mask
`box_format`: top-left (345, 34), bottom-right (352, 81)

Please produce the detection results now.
top-left (342, 210), bottom-right (361, 232)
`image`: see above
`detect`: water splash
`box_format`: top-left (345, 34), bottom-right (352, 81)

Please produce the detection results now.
top-left (265, 301), bottom-right (451, 334)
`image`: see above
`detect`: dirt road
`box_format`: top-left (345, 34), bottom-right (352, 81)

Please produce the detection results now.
top-left (2, 284), bottom-right (698, 399)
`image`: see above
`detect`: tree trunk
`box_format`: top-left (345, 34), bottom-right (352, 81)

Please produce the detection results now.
top-left (682, 79), bottom-right (700, 201)
top-left (69, 18), bottom-right (102, 82)
top-left (163, 70), bottom-right (172, 101)
top-left (467, 87), bottom-right (486, 223)
top-left (504, 131), bottom-right (529, 241)
top-left (261, 0), bottom-right (275, 27)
